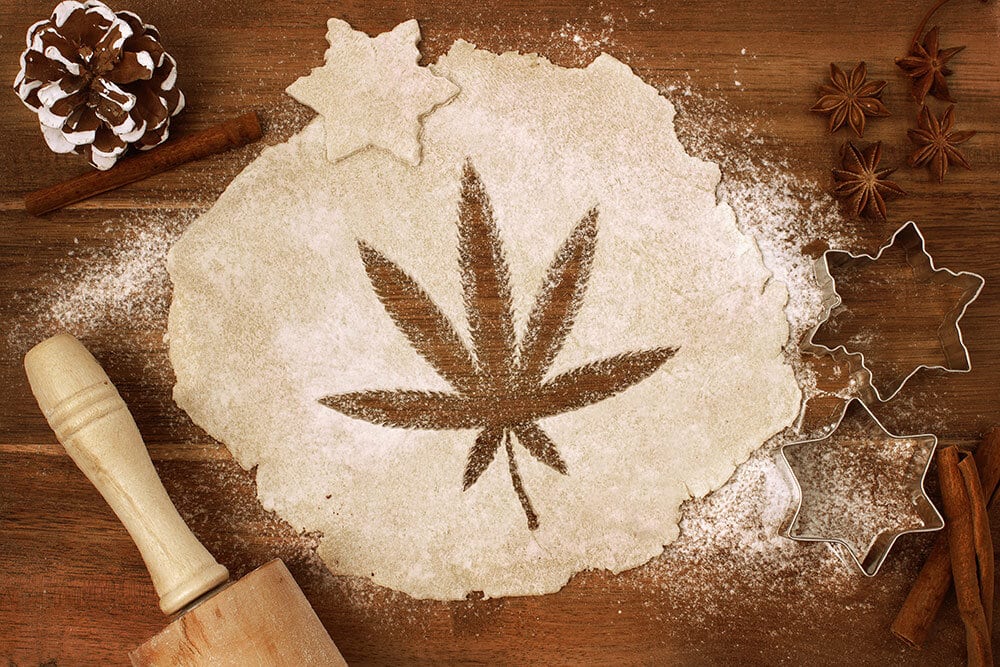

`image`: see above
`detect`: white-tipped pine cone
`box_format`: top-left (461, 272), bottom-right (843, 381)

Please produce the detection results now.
top-left (13, 0), bottom-right (184, 170)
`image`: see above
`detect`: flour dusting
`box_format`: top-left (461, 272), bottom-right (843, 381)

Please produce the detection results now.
top-left (5, 31), bottom-right (869, 608)
top-left (7, 211), bottom-right (194, 359)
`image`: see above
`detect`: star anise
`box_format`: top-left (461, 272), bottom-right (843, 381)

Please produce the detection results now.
top-left (811, 62), bottom-right (890, 137)
top-left (895, 26), bottom-right (965, 104)
top-left (320, 161), bottom-right (678, 530)
top-left (832, 141), bottom-right (905, 221)
top-left (907, 104), bottom-right (975, 183)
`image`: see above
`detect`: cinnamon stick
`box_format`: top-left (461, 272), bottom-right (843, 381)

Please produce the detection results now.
top-left (960, 457), bottom-right (994, 633)
top-left (892, 427), bottom-right (1000, 647)
top-left (24, 111), bottom-right (263, 216)
top-left (890, 537), bottom-right (952, 647)
top-left (975, 426), bottom-right (1000, 506)
top-left (938, 446), bottom-right (992, 666)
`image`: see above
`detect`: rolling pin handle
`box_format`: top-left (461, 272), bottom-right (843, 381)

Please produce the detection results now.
top-left (24, 333), bottom-right (229, 615)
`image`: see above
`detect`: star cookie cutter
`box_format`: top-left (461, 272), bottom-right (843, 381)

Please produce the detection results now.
top-left (779, 398), bottom-right (944, 576)
top-left (803, 221), bottom-right (985, 402)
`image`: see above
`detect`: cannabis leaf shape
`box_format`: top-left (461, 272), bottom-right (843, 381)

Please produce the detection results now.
top-left (320, 161), bottom-right (678, 530)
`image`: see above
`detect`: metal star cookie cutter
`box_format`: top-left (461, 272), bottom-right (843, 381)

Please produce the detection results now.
top-left (779, 398), bottom-right (944, 576)
top-left (802, 221), bottom-right (985, 402)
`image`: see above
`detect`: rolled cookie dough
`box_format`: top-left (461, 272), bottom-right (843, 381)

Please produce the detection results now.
top-left (168, 29), bottom-right (801, 599)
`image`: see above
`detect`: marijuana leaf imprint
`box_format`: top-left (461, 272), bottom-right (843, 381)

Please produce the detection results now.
top-left (320, 161), bottom-right (678, 530)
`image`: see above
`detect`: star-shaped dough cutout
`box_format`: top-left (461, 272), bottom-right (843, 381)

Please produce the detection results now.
top-left (287, 19), bottom-right (459, 165)
top-left (781, 399), bottom-right (943, 576)
top-left (805, 222), bottom-right (984, 401)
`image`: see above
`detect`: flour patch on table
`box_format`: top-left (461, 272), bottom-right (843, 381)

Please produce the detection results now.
top-left (167, 21), bottom-right (802, 599)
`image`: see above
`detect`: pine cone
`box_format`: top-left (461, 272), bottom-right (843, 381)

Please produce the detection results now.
top-left (13, 0), bottom-right (184, 170)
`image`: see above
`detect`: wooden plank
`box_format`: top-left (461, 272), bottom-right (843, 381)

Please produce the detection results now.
top-left (2, 0), bottom-right (999, 663)
top-left (0, 448), bottom-right (986, 664)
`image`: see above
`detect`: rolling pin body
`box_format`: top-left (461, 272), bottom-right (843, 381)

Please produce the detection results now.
top-left (24, 333), bottom-right (229, 614)
top-left (25, 334), bottom-right (346, 666)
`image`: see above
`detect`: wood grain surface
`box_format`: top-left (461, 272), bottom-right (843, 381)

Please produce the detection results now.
top-left (2, 1), bottom-right (999, 664)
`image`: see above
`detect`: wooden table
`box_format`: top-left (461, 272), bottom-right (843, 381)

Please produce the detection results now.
top-left (2, 1), bottom-right (998, 664)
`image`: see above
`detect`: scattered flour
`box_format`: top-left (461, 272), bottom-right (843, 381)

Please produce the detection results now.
top-left (668, 89), bottom-right (848, 341)
top-left (628, 439), bottom-right (857, 617)
top-left (552, 17), bottom-right (616, 54)
top-left (787, 430), bottom-right (931, 560)
top-left (7, 210), bottom-right (196, 360)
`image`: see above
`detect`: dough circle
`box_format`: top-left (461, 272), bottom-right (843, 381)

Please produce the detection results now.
top-left (168, 39), bottom-right (801, 599)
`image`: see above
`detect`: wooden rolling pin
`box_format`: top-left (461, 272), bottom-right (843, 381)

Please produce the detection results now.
top-left (24, 333), bottom-right (347, 666)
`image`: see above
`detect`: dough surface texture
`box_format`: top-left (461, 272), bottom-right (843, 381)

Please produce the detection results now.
top-left (286, 19), bottom-right (458, 165)
top-left (168, 27), bottom-right (801, 599)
